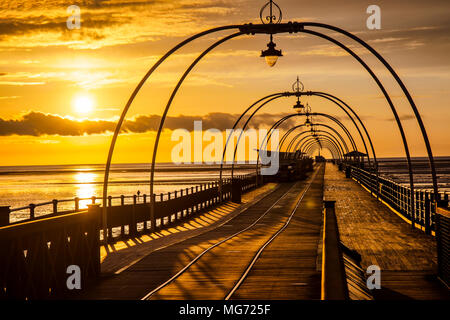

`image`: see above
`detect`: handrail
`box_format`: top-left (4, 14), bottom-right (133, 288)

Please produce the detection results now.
top-left (344, 164), bottom-right (448, 234)
top-left (5, 172), bottom-right (258, 224)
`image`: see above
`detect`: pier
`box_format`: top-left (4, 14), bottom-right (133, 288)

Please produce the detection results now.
top-left (1, 161), bottom-right (448, 300)
top-left (0, 0), bottom-right (449, 303)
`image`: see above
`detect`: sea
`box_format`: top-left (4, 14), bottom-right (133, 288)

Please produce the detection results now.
top-left (0, 163), bottom-right (255, 222)
top-left (1, 157), bottom-right (449, 223)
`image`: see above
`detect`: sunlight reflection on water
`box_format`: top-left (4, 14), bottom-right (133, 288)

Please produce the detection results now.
top-left (74, 172), bottom-right (96, 209)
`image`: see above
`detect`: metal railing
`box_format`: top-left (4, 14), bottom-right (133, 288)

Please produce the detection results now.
top-left (0, 172), bottom-right (260, 299)
top-left (345, 165), bottom-right (449, 234)
top-left (0, 174), bottom-right (258, 226)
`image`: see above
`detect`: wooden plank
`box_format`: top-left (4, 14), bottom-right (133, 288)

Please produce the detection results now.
top-left (324, 163), bottom-right (449, 300)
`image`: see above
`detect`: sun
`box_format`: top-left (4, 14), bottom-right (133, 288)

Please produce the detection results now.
top-left (73, 95), bottom-right (94, 114)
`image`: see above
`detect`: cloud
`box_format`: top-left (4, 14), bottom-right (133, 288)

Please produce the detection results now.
top-left (0, 96), bottom-right (20, 99)
top-left (0, 0), bottom-right (238, 49)
top-left (0, 111), bottom-right (299, 136)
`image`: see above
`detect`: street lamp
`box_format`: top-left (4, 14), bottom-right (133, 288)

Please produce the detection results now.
top-left (260, 0), bottom-right (283, 67)
top-left (261, 38), bottom-right (283, 67)
top-left (292, 76), bottom-right (305, 112)
top-left (304, 102), bottom-right (312, 127)
top-left (305, 116), bottom-right (312, 127)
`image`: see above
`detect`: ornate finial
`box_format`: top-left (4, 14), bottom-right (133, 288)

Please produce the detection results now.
top-left (292, 75), bottom-right (304, 93)
top-left (260, 0), bottom-right (282, 24)
top-left (305, 102), bottom-right (312, 113)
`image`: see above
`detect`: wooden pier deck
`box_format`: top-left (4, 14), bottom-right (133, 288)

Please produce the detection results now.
top-left (324, 163), bottom-right (449, 300)
top-left (76, 165), bottom-right (325, 300)
top-left (98, 182), bottom-right (278, 275)
top-left (67, 163), bottom-right (449, 300)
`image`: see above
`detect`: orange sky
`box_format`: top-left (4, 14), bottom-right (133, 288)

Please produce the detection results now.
top-left (0, 0), bottom-right (449, 165)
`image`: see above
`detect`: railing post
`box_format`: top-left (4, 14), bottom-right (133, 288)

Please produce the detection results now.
top-left (231, 178), bottom-right (242, 204)
top-left (321, 200), bottom-right (348, 300)
top-left (345, 166), bottom-right (351, 179)
top-left (0, 206), bottom-right (10, 226)
top-left (74, 197), bottom-right (79, 211)
top-left (91, 196), bottom-right (96, 204)
top-left (150, 193), bottom-right (156, 232)
top-left (130, 195), bottom-right (137, 237)
top-left (195, 186), bottom-right (199, 212)
top-left (180, 189), bottom-right (185, 217)
top-left (424, 191), bottom-right (431, 235)
top-left (168, 192), bottom-right (172, 223)
top-left (87, 204), bottom-right (101, 276)
top-left (119, 195), bottom-right (125, 237)
top-left (52, 199), bottom-right (58, 214)
top-left (174, 191), bottom-right (178, 221)
top-left (435, 205), bottom-right (450, 287)
top-left (29, 203), bottom-right (35, 219)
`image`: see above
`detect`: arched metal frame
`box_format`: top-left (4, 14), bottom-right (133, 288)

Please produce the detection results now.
top-left (295, 132), bottom-right (347, 155)
top-left (304, 138), bottom-right (342, 159)
top-left (282, 123), bottom-right (351, 154)
top-left (228, 93), bottom-right (368, 178)
top-left (305, 140), bottom-right (341, 159)
top-left (280, 123), bottom-right (352, 154)
top-left (287, 131), bottom-right (348, 157)
top-left (218, 92), bottom-right (287, 183)
top-left (302, 137), bottom-right (343, 159)
top-left (291, 127), bottom-right (349, 156)
top-left (297, 134), bottom-right (346, 158)
top-left (221, 90), bottom-right (377, 186)
top-left (255, 112), bottom-right (357, 181)
top-left (305, 141), bottom-right (340, 160)
top-left (259, 112), bottom-right (358, 161)
top-left (101, 20), bottom-right (439, 240)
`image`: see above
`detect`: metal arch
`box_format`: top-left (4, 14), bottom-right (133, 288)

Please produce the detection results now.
top-left (307, 143), bottom-right (340, 161)
top-left (239, 22), bottom-right (436, 201)
top-left (305, 140), bottom-right (341, 159)
top-left (302, 22), bottom-right (438, 200)
top-left (260, 112), bottom-right (357, 158)
top-left (286, 127), bottom-right (349, 156)
top-left (256, 112), bottom-right (355, 174)
top-left (283, 123), bottom-right (351, 154)
top-left (218, 93), bottom-right (286, 185)
top-left (291, 130), bottom-right (349, 154)
top-left (148, 32), bottom-right (244, 230)
top-left (286, 130), bottom-right (348, 156)
top-left (102, 20), bottom-right (437, 240)
top-left (228, 94), bottom-right (288, 179)
top-left (306, 141), bottom-right (339, 158)
top-left (222, 89), bottom-right (378, 187)
top-left (305, 91), bottom-right (376, 168)
top-left (229, 92), bottom-right (367, 177)
top-left (303, 137), bottom-right (343, 159)
top-left (102, 25), bottom-right (241, 241)
top-left (256, 112), bottom-right (356, 178)
top-left (296, 27), bottom-right (417, 226)
top-left (296, 132), bottom-right (347, 156)
top-left (299, 134), bottom-right (345, 157)
top-left (303, 137), bottom-right (342, 159)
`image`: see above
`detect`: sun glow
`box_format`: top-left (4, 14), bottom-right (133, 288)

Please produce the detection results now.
top-left (74, 172), bottom-right (97, 208)
top-left (73, 95), bottom-right (94, 114)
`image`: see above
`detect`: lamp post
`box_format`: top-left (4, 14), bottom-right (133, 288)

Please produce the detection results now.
top-left (260, 1), bottom-right (283, 67)
top-left (101, 0), bottom-right (439, 240)
top-left (292, 76), bottom-right (305, 112)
